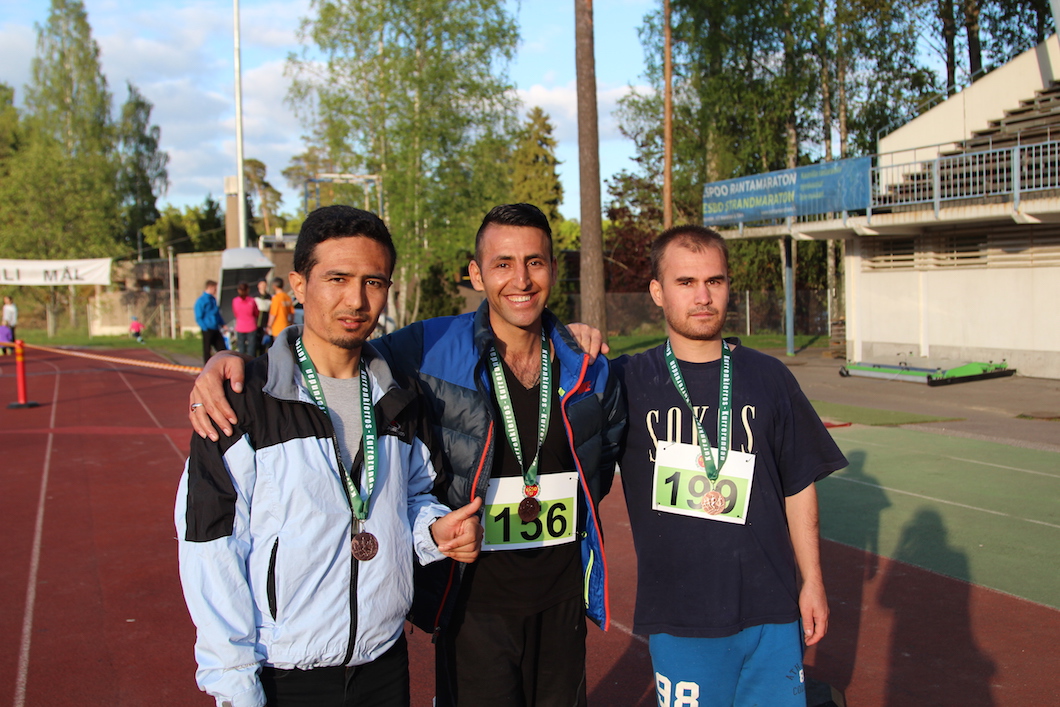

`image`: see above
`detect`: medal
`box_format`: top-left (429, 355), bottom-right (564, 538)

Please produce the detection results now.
top-left (296, 337), bottom-right (380, 556)
top-left (701, 489), bottom-right (727, 515)
top-left (665, 340), bottom-right (734, 516)
top-left (518, 496), bottom-right (541, 522)
top-left (351, 532), bottom-right (379, 561)
top-left (489, 331), bottom-right (552, 521)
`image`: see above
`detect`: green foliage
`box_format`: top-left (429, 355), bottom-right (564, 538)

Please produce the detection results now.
top-left (510, 107), bottom-right (563, 227)
top-left (981, 0), bottom-right (1052, 64)
top-left (0, 83), bottom-right (20, 163)
top-left (554, 218), bottom-right (580, 252)
top-left (288, 0), bottom-right (519, 325)
top-left (117, 82), bottom-right (169, 257)
top-left (143, 196), bottom-right (226, 253)
top-left (416, 260), bottom-right (464, 320)
top-left (244, 158), bottom-right (284, 235)
top-left (24, 0), bottom-right (112, 156)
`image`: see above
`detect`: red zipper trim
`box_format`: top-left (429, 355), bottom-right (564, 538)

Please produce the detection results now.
top-left (561, 354), bottom-right (611, 630)
top-left (470, 420), bottom-right (494, 502)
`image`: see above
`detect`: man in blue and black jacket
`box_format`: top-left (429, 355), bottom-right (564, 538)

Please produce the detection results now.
top-left (191, 204), bottom-right (626, 707)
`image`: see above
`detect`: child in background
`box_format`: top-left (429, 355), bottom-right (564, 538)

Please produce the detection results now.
top-left (0, 320), bottom-right (14, 354)
top-left (130, 316), bottom-right (145, 344)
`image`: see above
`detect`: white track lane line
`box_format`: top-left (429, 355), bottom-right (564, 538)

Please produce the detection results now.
top-left (828, 474), bottom-right (1060, 530)
top-left (833, 433), bottom-right (1060, 479)
top-left (114, 367), bottom-right (185, 460)
top-left (13, 359), bottom-right (61, 707)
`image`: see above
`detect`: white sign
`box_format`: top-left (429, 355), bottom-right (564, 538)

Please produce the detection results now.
top-left (0, 258), bottom-right (112, 286)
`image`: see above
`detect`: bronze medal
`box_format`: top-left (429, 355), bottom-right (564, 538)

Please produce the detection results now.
top-left (701, 489), bottom-right (727, 515)
top-left (351, 532), bottom-right (379, 561)
top-left (518, 496), bottom-right (541, 523)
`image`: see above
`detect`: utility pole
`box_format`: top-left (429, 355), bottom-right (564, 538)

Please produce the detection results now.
top-left (233, 0), bottom-right (248, 248)
top-left (663, 0), bottom-right (673, 229)
top-left (575, 0), bottom-right (607, 339)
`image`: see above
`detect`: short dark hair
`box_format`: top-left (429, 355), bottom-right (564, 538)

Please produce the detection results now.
top-left (204, 279), bottom-right (217, 289)
top-left (650, 225), bottom-right (729, 281)
top-left (272, 277), bottom-right (284, 289)
top-left (294, 205), bottom-right (397, 277)
top-left (474, 203), bottom-right (553, 261)
top-left (236, 282), bottom-right (249, 296)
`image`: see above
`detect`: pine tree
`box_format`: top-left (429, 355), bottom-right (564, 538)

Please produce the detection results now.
top-left (117, 82), bottom-right (169, 258)
top-left (0, 0), bottom-right (120, 334)
top-left (510, 107), bottom-right (564, 228)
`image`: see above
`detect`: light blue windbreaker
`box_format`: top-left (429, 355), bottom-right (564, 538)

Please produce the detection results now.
top-left (176, 329), bottom-right (450, 707)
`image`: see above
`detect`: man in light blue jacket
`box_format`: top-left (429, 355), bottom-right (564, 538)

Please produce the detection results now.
top-left (176, 206), bottom-right (483, 707)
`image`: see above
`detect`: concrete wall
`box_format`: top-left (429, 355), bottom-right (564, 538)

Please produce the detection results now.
top-left (845, 240), bottom-right (1060, 378)
top-left (878, 36), bottom-right (1060, 164)
top-left (177, 249), bottom-right (294, 335)
top-left (177, 252), bottom-right (223, 335)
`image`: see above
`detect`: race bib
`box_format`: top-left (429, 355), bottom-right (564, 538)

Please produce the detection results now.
top-left (652, 442), bottom-right (756, 525)
top-left (482, 471), bottom-right (578, 551)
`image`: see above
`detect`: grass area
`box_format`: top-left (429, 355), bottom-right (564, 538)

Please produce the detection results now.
top-left (811, 400), bottom-right (961, 426)
top-left (16, 327), bottom-right (203, 359)
top-left (608, 330), bottom-right (829, 357)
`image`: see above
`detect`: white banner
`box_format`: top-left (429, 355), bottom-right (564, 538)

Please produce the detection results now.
top-left (0, 258), bottom-right (112, 286)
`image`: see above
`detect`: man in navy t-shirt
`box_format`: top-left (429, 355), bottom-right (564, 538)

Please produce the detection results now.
top-left (612, 225), bottom-right (847, 707)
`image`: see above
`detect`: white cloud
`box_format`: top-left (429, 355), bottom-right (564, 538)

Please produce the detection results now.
top-left (515, 80), bottom-right (652, 142)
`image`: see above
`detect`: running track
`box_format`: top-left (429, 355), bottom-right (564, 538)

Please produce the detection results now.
top-left (2, 348), bottom-right (1057, 705)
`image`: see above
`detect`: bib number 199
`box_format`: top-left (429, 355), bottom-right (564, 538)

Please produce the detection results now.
top-left (663, 471), bottom-right (738, 514)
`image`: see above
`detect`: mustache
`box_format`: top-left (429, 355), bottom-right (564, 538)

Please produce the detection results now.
top-left (335, 311), bottom-right (371, 322)
top-left (688, 307), bottom-right (719, 316)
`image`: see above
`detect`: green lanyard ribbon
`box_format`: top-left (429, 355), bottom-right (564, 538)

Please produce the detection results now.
top-left (488, 330), bottom-right (551, 490)
top-left (664, 340), bottom-right (732, 482)
top-left (295, 337), bottom-right (377, 521)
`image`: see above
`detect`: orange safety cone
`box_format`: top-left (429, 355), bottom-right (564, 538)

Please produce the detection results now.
top-left (8, 340), bottom-right (40, 409)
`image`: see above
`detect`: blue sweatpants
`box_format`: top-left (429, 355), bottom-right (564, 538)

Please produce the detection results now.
top-left (649, 621), bottom-right (806, 707)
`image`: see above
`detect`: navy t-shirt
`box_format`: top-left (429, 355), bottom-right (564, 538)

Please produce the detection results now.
top-left (613, 341), bottom-right (847, 638)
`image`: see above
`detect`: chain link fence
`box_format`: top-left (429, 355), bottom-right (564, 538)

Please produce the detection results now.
top-left (571, 290), bottom-right (837, 337)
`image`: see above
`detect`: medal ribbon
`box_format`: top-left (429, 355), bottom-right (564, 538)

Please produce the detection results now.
top-left (488, 330), bottom-right (551, 491)
top-left (664, 339), bottom-right (732, 482)
top-left (295, 337), bottom-right (377, 521)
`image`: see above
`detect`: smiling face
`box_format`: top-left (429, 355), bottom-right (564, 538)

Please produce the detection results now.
top-left (649, 240), bottom-right (730, 346)
top-left (289, 236), bottom-right (391, 356)
top-left (468, 223), bottom-right (556, 340)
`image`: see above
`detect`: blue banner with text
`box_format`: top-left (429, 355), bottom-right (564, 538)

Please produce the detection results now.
top-left (702, 157), bottom-right (871, 226)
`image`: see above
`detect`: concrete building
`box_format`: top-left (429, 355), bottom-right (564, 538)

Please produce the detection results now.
top-left (715, 36), bottom-right (1060, 379)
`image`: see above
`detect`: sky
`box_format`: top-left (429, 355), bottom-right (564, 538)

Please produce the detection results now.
top-left (0, 0), bottom-right (657, 220)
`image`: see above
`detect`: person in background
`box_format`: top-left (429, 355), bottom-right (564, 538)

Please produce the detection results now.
top-left (254, 279), bottom-right (272, 354)
top-left (0, 320), bottom-right (13, 355)
top-left (129, 316), bottom-right (145, 344)
top-left (230, 281), bottom-right (259, 355)
top-left (267, 276), bottom-right (295, 343)
top-left (194, 280), bottom-right (227, 364)
top-left (3, 296), bottom-right (18, 341)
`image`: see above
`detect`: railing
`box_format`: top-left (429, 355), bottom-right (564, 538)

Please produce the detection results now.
top-left (869, 139), bottom-right (1060, 218)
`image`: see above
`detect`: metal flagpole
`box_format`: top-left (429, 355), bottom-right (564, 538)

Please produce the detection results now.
top-left (233, 0), bottom-right (247, 248)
